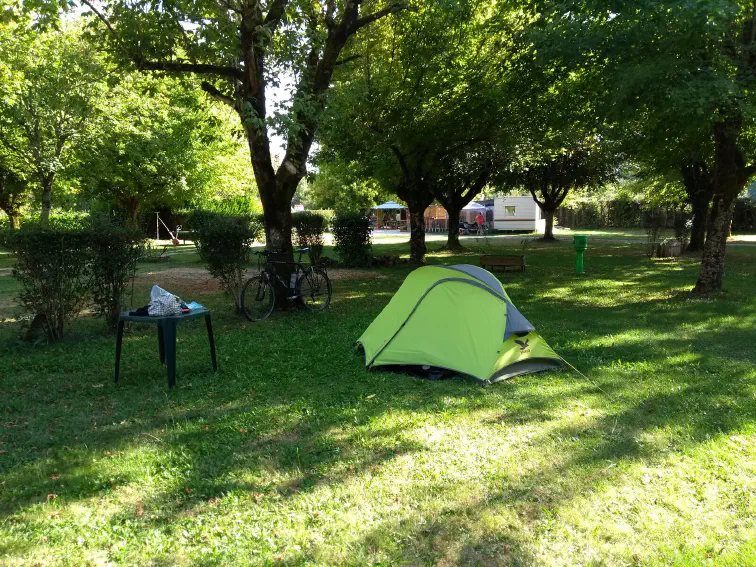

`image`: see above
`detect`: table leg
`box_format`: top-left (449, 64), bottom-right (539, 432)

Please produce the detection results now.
top-left (114, 319), bottom-right (125, 383)
top-left (163, 320), bottom-right (177, 388)
top-left (157, 323), bottom-right (165, 365)
top-left (205, 314), bottom-right (217, 372)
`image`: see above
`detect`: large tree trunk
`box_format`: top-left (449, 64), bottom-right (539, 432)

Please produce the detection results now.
top-left (693, 195), bottom-right (736, 294)
top-left (446, 205), bottom-right (462, 250)
top-left (688, 193), bottom-right (711, 252)
top-left (542, 207), bottom-right (556, 240)
top-left (693, 117), bottom-right (749, 294)
top-left (681, 161), bottom-right (714, 253)
top-left (259, 178), bottom-right (296, 309)
top-left (408, 206), bottom-right (428, 265)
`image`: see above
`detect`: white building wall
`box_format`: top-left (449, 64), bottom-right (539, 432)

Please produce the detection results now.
top-left (494, 196), bottom-right (546, 233)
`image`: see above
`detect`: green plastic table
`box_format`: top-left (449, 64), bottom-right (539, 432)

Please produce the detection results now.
top-left (114, 308), bottom-right (217, 388)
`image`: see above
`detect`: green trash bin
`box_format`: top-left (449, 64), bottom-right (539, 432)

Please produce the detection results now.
top-left (573, 235), bottom-right (588, 274)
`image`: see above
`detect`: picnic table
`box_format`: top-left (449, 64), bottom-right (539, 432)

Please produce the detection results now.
top-left (114, 308), bottom-right (217, 388)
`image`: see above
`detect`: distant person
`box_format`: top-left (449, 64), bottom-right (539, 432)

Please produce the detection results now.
top-left (476, 212), bottom-right (485, 235)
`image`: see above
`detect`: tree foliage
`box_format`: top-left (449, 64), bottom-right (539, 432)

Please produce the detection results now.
top-left (306, 159), bottom-right (388, 212)
top-left (527, 0), bottom-right (756, 291)
top-left (0, 16), bottom-right (106, 221)
top-left (76, 0), bottom-right (408, 285)
top-left (76, 73), bottom-right (243, 221)
top-left (318, 0), bottom-right (513, 259)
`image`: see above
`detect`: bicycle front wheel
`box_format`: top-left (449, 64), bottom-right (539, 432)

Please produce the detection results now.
top-left (241, 275), bottom-right (275, 321)
top-left (296, 269), bottom-right (332, 311)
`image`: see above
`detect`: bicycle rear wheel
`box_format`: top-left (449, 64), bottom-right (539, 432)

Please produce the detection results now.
top-left (241, 275), bottom-right (275, 321)
top-left (296, 269), bottom-right (332, 311)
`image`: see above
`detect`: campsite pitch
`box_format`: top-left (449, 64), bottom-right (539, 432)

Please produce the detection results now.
top-left (1, 239), bottom-right (755, 566)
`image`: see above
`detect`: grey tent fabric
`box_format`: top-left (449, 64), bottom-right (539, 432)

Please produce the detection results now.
top-left (487, 359), bottom-right (562, 384)
top-left (503, 302), bottom-right (535, 340)
top-left (444, 265), bottom-right (505, 295)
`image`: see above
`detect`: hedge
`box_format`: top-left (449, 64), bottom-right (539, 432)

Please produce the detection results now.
top-left (333, 212), bottom-right (372, 267)
top-left (1, 217), bottom-right (145, 339)
top-left (292, 211), bottom-right (325, 261)
top-left (556, 197), bottom-right (756, 231)
top-left (193, 212), bottom-right (262, 313)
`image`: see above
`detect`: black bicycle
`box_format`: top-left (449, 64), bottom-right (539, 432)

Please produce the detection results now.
top-left (240, 247), bottom-right (332, 321)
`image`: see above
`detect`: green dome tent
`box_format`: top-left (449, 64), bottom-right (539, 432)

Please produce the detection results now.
top-left (357, 265), bottom-right (564, 384)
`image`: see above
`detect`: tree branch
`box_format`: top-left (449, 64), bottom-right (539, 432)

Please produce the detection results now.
top-left (80, 0), bottom-right (243, 79)
top-left (528, 186), bottom-right (546, 209)
top-left (264, 0), bottom-right (289, 27)
top-left (325, 0), bottom-right (337, 30)
top-left (353, 2), bottom-right (408, 32)
top-left (80, 0), bottom-right (125, 51)
top-left (137, 60), bottom-right (243, 79)
top-left (335, 54), bottom-right (362, 66)
top-left (201, 82), bottom-right (236, 107)
top-left (391, 145), bottom-right (411, 181)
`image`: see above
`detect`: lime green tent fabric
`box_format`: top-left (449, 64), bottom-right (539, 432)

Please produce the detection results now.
top-left (357, 264), bottom-right (563, 384)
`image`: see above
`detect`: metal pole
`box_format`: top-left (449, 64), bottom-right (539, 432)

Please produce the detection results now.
top-left (576, 251), bottom-right (585, 274)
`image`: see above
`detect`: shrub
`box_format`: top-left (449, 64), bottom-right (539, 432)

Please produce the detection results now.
top-left (201, 196), bottom-right (260, 217)
top-left (194, 212), bottom-right (262, 312)
top-left (333, 212), bottom-right (372, 267)
top-left (21, 210), bottom-right (91, 230)
top-left (88, 216), bottom-right (145, 331)
top-left (3, 224), bottom-right (91, 341)
top-left (733, 198), bottom-right (756, 232)
top-left (292, 211), bottom-right (325, 261)
top-left (309, 209), bottom-right (335, 231)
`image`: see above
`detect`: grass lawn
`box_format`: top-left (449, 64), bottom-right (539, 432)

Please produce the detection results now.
top-left (1, 237), bottom-right (756, 566)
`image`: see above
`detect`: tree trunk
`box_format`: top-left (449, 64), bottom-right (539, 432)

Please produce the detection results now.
top-left (688, 193), bottom-right (711, 252)
top-left (681, 161), bottom-right (713, 253)
top-left (260, 183), bottom-right (295, 309)
top-left (705, 194), bottom-right (720, 244)
top-left (446, 206), bottom-right (462, 250)
top-left (692, 195), bottom-right (736, 294)
top-left (40, 174), bottom-right (54, 224)
top-left (542, 208), bottom-right (556, 240)
top-left (0, 203), bottom-right (20, 229)
top-left (408, 207), bottom-right (427, 265)
top-left (693, 117), bottom-right (748, 294)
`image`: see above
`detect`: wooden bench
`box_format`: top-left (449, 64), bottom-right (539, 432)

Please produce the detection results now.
top-left (480, 255), bottom-right (527, 272)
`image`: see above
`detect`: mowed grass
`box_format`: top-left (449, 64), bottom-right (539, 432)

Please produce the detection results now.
top-left (1, 237), bottom-right (756, 566)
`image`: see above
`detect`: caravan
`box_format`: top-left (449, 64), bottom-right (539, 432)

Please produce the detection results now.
top-left (493, 195), bottom-right (546, 233)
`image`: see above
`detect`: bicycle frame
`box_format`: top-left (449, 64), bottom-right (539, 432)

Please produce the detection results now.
top-left (256, 249), bottom-right (319, 296)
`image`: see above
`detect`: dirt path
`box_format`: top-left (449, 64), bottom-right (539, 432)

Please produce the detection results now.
top-left (134, 267), bottom-right (387, 295)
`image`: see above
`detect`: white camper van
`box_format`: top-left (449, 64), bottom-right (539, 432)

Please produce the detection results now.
top-left (493, 195), bottom-right (546, 233)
